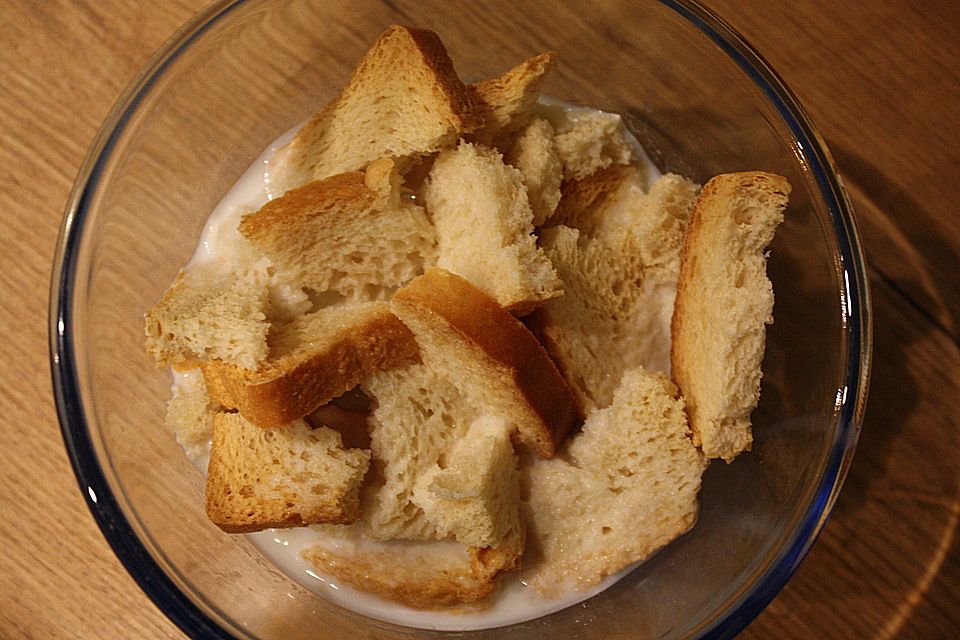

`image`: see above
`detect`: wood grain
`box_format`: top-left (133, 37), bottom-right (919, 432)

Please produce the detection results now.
top-left (0, 1), bottom-right (957, 638)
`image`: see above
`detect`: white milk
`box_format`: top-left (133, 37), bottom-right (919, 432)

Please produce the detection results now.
top-left (173, 103), bottom-right (666, 631)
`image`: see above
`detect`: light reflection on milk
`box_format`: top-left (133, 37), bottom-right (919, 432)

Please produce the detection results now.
top-left (173, 103), bottom-right (664, 631)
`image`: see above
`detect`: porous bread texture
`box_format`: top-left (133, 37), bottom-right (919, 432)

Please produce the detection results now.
top-left (415, 415), bottom-right (519, 548)
top-left (361, 365), bottom-right (520, 547)
top-left (522, 368), bottom-right (706, 594)
top-left (165, 371), bottom-right (218, 452)
top-left (505, 118), bottom-right (562, 226)
top-left (538, 103), bottom-right (638, 180)
top-left (274, 24), bottom-right (482, 191)
top-left (467, 51), bottom-right (556, 145)
top-left (424, 142), bottom-right (562, 315)
top-left (303, 523), bottom-right (525, 609)
top-left (391, 268), bottom-right (580, 458)
top-left (671, 171), bottom-right (790, 462)
top-left (201, 302), bottom-right (418, 429)
top-left (241, 158), bottom-right (436, 301)
top-left (205, 412), bottom-right (371, 533)
top-left (144, 262), bottom-right (272, 370)
top-left (532, 169), bottom-right (699, 411)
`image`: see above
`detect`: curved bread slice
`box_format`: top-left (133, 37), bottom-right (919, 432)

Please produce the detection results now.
top-left (202, 302), bottom-right (418, 428)
top-left (391, 268), bottom-right (580, 458)
top-left (467, 51), bottom-right (556, 145)
top-left (206, 412), bottom-right (371, 533)
top-left (522, 368), bottom-right (706, 593)
top-left (303, 525), bottom-right (524, 609)
top-left (505, 117), bottom-right (562, 226)
top-left (241, 159), bottom-right (436, 300)
top-left (425, 142), bottom-right (562, 315)
top-left (671, 171), bottom-right (790, 462)
top-left (274, 24), bottom-right (481, 191)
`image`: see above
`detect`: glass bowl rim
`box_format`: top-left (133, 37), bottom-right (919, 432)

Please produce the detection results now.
top-left (48, 0), bottom-right (872, 638)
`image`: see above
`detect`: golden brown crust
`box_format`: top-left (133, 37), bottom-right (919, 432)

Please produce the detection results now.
top-left (671, 171), bottom-right (790, 459)
top-left (392, 268), bottom-right (581, 458)
top-left (201, 306), bottom-right (418, 429)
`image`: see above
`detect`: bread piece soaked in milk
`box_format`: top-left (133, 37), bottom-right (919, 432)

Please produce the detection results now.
top-left (538, 103), bottom-right (638, 180)
top-left (274, 25), bottom-right (482, 192)
top-left (671, 171), bottom-right (790, 462)
top-left (391, 268), bottom-right (580, 458)
top-left (522, 368), bottom-right (706, 594)
top-left (242, 158), bottom-right (436, 301)
top-left (205, 412), bottom-right (371, 532)
top-left (201, 301), bottom-right (418, 429)
top-left (303, 524), bottom-right (524, 610)
top-left (361, 364), bottom-right (521, 548)
top-left (165, 371), bottom-right (218, 452)
top-left (144, 262), bottom-right (273, 370)
top-left (424, 142), bottom-right (562, 315)
top-left (467, 51), bottom-right (556, 145)
top-left (505, 118), bottom-right (562, 226)
top-left (531, 169), bottom-right (699, 411)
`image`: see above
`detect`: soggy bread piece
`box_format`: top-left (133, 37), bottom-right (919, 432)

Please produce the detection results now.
top-left (206, 412), bottom-right (371, 533)
top-left (241, 159), bottom-right (436, 300)
top-left (522, 368), bottom-right (706, 593)
top-left (671, 171), bottom-right (790, 462)
top-left (165, 372), bottom-right (218, 451)
top-left (468, 51), bottom-right (556, 145)
top-left (303, 524), bottom-right (524, 609)
top-left (274, 24), bottom-right (481, 191)
top-left (505, 118), bottom-right (562, 226)
top-left (531, 171), bottom-right (699, 411)
top-left (362, 364), bottom-right (521, 548)
top-left (391, 268), bottom-right (580, 458)
top-left (145, 265), bottom-right (272, 370)
top-left (202, 302), bottom-right (418, 428)
top-left (424, 142), bottom-right (562, 314)
top-left (540, 104), bottom-right (637, 180)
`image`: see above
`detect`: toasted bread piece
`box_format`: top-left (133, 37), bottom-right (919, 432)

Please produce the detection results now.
top-left (205, 412), bottom-right (370, 532)
top-left (241, 159), bottom-right (436, 300)
top-left (145, 264), bottom-right (272, 370)
top-left (424, 142), bottom-right (563, 314)
top-left (539, 104), bottom-right (637, 180)
top-left (505, 117), bottom-right (562, 226)
top-left (391, 268), bottom-right (580, 458)
top-left (361, 364), bottom-right (521, 548)
top-left (468, 51), bottom-right (556, 145)
top-left (531, 171), bottom-right (699, 411)
top-left (201, 302), bottom-right (418, 428)
top-left (274, 25), bottom-right (482, 191)
top-left (303, 524), bottom-right (524, 609)
top-left (165, 371), bottom-right (218, 452)
top-left (671, 172), bottom-right (790, 461)
top-left (522, 368), bottom-right (706, 593)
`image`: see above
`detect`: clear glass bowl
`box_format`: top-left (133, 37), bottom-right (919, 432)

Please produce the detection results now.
top-left (49, 1), bottom-right (871, 638)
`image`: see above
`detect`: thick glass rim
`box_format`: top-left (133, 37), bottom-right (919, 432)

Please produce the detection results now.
top-left (48, 1), bottom-right (872, 638)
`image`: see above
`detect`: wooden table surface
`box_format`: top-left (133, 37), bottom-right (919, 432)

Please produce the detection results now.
top-left (2, 1), bottom-right (957, 638)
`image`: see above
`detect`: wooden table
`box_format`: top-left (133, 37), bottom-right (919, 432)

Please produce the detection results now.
top-left (1, 1), bottom-right (957, 638)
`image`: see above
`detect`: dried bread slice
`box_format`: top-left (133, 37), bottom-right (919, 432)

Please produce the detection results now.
top-left (530, 170), bottom-right (699, 411)
top-left (424, 142), bottom-right (562, 314)
top-left (504, 117), bottom-right (562, 226)
top-left (201, 302), bottom-right (418, 428)
top-left (303, 524), bottom-right (524, 609)
top-left (467, 51), bottom-right (556, 145)
top-left (671, 171), bottom-right (790, 462)
top-left (274, 24), bottom-right (481, 191)
top-left (205, 412), bottom-right (371, 533)
top-left (391, 268), bottom-right (580, 458)
top-left (522, 368), bottom-right (706, 593)
top-left (144, 264), bottom-right (272, 370)
top-left (241, 158), bottom-right (436, 300)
